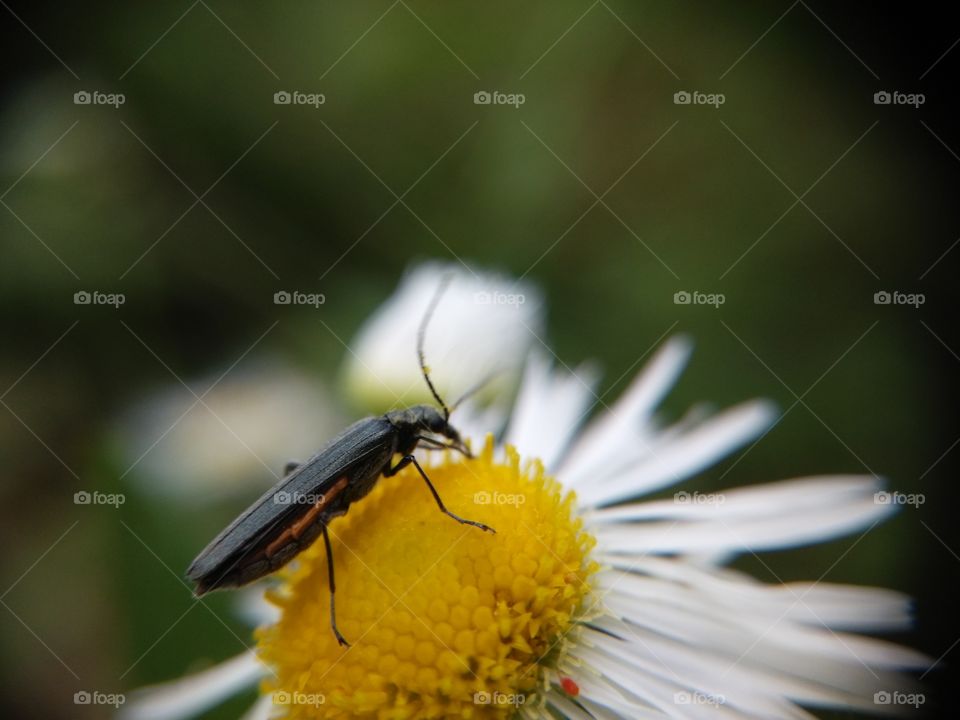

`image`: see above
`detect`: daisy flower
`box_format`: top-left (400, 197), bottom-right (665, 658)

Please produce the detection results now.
top-left (122, 266), bottom-right (927, 720)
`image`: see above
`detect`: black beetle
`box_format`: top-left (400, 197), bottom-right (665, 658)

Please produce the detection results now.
top-left (186, 281), bottom-right (493, 646)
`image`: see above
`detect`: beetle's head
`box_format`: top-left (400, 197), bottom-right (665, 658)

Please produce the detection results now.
top-left (387, 405), bottom-right (471, 458)
top-left (413, 405), bottom-right (466, 450)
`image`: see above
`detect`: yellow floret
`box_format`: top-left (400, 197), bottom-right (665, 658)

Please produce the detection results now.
top-left (257, 436), bottom-right (597, 719)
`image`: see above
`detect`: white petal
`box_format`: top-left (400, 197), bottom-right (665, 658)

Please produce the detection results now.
top-left (545, 692), bottom-right (605, 720)
top-left (232, 586), bottom-right (280, 628)
top-left (502, 351), bottom-right (599, 471)
top-left (553, 662), bottom-right (663, 718)
top-left (559, 336), bottom-right (693, 485)
top-left (596, 571), bottom-right (927, 669)
top-left (589, 476), bottom-right (896, 554)
top-left (343, 261), bottom-right (543, 412)
top-left (766, 583), bottom-right (915, 632)
top-left (583, 620), bottom-right (866, 718)
top-left (119, 650), bottom-right (267, 720)
top-left (587, 599), bottom-right (926, 717)
top-left (239, 694), bottom-right (274, 720)
top-left (517, 701), bottom-right (554, 720)
top-left (575, 694), bottom-right (667, 720)
top-left (589, 476), bottom-right (882, 522)
top-left (595, 555), bottom-right (913, 633)
top-left (574, 400), bottom-right (777, 507)
top-left (447, 397), bottom-right (509, 448)
top-left (577, 642), bottom-right (742, 719)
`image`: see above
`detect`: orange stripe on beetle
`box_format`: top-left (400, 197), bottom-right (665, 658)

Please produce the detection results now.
top-left (265, 477), bottom-right (349, 558)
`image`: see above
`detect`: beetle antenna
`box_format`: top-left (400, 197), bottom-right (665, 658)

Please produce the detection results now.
top-left (418, 274), bottom-right (454, 420)
top-left (449, 368), bottom-right (503, 414)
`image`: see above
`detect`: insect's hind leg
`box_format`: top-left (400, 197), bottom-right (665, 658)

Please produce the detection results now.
top-left (322, 524), bottom-right (350, 647)
top-left (387, 455), bottom-right (495, 534)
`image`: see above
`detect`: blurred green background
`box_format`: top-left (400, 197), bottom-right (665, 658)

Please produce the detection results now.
top-left (1, 2), bottom-right (957, 717)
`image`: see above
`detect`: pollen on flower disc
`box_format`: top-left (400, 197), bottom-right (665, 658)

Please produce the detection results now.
top-left (256, 437), bottom-right (597, 718)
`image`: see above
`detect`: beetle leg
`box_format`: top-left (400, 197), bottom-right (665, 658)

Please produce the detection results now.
top-left (388, 455), bottom-right (495, 534)
top-left (322, 523), bottom-right (350, 647)
top-left (414, 436), bottom-right (452, 450)
top-left (414, 435), bottom-right (472, 458)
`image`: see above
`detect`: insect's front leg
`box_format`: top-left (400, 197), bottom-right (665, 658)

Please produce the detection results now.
top-left (386, 455), bottom-right (495, 534)
top-left (414, 435), bottom-right (472, 458)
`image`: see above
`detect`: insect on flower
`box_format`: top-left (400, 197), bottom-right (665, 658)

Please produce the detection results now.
top-left (122, 263), bottom-right (926, 720)
top-left (186, 278), bottom-right (494, 646)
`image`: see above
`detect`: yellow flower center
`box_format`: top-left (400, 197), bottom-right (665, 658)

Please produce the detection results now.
top-left (256, 437), bottom-right (597, 718)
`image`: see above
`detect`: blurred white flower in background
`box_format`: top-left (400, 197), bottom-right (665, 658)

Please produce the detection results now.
top-left (117, 362), bottom-right (344, 503)
top-left (343, 261), bottom-right (543, 414)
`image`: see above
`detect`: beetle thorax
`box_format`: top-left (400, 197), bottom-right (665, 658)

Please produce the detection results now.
top-left (385, 404), bottom-right (459, 451)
